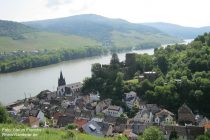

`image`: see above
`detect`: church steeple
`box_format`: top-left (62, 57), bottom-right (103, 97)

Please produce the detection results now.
top-left (58, 71), bottom-right (66, 86)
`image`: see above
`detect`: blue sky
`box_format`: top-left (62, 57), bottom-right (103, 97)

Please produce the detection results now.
top-left (0, 0), bottom-right (210, 27)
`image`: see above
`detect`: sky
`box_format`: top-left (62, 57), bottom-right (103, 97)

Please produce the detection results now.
top-left (0, 0), bottom-right (210, 27)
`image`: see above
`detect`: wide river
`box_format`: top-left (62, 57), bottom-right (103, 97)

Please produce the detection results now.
top-left (0, 39), bottom-right (193, 105)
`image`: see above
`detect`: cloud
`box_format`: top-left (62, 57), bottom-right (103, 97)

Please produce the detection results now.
top-left (45, 0), bottom-right (96, 15)
top-left (68, 0), bottom-right (96, 14)
top-left (46, 0), bottom-right (74, 8)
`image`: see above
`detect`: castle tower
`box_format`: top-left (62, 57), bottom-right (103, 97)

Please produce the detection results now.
top-left (58, 71), bottom-right (66, 86)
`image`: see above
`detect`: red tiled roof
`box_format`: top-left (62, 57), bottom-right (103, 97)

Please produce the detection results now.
top-left (123, 129), bottom-right (132, 136)
top-left (53, 112), bottom-right (63, 120)
top-left (23, 116), bottom-right (39, 126)
top-left (204, 124), bottom-right (210, 129)
top-left (74, 118), bottom-right (88, 128)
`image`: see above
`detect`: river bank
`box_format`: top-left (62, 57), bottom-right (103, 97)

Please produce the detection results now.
top-left (0, 49), bottom-right (154, 105)
top-left (0, 39), bottom-right (193, 105)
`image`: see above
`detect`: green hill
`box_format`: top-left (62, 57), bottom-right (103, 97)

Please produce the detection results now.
top-left (0, 31), bottom-right (98, 52)
top-left (0, 19), bottom-right (98, 52)
top-left (0, 15), bottom-right (182, 52)
top-left (24, 14), bottom-right (163, 41)
top-left (0, 20), bottom-right (35, 40)
top-left (23, 14), bottom-right (181, 49)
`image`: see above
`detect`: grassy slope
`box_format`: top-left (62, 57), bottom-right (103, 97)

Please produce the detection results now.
top-left (0, 31), bottom-right (99, 52)
top-left (0, 124), bottom-right (127, 140)
top-left (0, 30), bottom-right (181, 52)
top-left (0, 16), bottom-right (182, 52)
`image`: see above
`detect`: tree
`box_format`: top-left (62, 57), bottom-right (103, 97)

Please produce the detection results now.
top-left (91, 63), bottom-right (102, 77)
top-left (111, 72), bottom-right (125, 101)
top-left (159, 55), bottom-right (168, 74)
top-left (196, 135), bottom-right (210, 140)
top-left (140, 79), bottom-right (154, 97)
top-left (139, 126), bottom-right (164, 140)
top-left (110, 53), bottom-right (120, 65)
top-left (0, 104), bottom-right (12, 123)
top-left (169, 130), bottom-right (178, 140)
top-left (207, 37), bottom-right (210, 46)
top-left (129, 103), bottom-right (139, 118)
top-left (110, 53), bottom-right (120, 69)
top-left (66, 124), bottom-right (76, 130)
top-left (154, 76), bottom-right (165, 86)
top-left (196, 132), bottom-right (210, 140)
top-left (114, 72), bottom-right (124, 93)
top-left (156, 55), bottom-right (169, 74)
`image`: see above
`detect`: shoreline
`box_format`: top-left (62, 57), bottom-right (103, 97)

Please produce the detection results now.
top-left (0, 39), bottom-right (193, 105)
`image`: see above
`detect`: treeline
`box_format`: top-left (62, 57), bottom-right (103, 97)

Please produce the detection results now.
top-left (0, 46), bottom-right (108, 73)
top-left (82, 32), bottom-right (210, 117)
top-left (135, 42), bottom-right (161, 50)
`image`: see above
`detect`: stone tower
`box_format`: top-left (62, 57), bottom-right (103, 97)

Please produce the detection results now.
top-left (178, 103), bottom-right (195, 125)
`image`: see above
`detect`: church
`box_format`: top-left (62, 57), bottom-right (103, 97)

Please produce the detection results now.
top-left (57, 71), bottom-right (82, 97)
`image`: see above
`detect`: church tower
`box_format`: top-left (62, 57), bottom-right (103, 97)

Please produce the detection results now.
top-left (58, 71), bottom-right (66, 86)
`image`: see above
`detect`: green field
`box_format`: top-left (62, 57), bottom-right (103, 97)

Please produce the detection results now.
top-left (0, 32), bottom-right (99, 52)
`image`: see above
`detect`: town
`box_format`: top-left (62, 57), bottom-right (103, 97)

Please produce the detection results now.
top-left (5, 70), bottom-right (210, 140)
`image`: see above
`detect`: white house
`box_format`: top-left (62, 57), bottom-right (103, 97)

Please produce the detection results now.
top-left (57, 82), bottom-right (82, 96)
top-left (134, 109), bottom-right (153, 123)
top-left (90, 92), bottom-right (100, 102)
top-left (154, 109), bottom-right (175, 125)
top-left (57, 85), bottom-right (67, 96)
top-left (36, 110), bottom-right (46, 123)
top-left (61, 100), bottom-right (70, 108)
top-left (126, 98), bottom-right (139, 109)
top-left (103, 105), bottom-right (123, 117)
top-left (95, 99), bottom-right (112, 114)
top-left (139, 101), bottom-right (147, 110)
top-left (125, 91), bottom-right (137, 99)
top-left (124, 91), bottom-right (139, 109)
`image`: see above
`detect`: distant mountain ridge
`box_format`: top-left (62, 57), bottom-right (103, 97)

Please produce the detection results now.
top-left (142, 22), bottom-right (210, 39)
top-left (23, 14), bottom-right (164, 41)
top-left (22, 14), bottom-right (182, 50)
top-left (0, 14), bottom-right (182, 52)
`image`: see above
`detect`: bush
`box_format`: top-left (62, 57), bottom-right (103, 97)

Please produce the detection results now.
top-left (66, 124), bottom-right (76, 130)
top-left (0, 104), bottom-right (13, 123)
top-left (139, 126), bottom-right (164, 140)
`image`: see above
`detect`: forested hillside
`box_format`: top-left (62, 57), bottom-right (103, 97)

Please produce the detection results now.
top-left (0, 20), bottom-right (35, 40)
top-left (24, 14), bottom-right (181, 49)
top-left (83, 32), bottom-right (210, 117)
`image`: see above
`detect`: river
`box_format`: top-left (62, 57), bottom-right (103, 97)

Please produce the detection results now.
top-left (0, 39), bottom-right (193, 105)
top-left (0, 49), bottom-right (155, 105)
